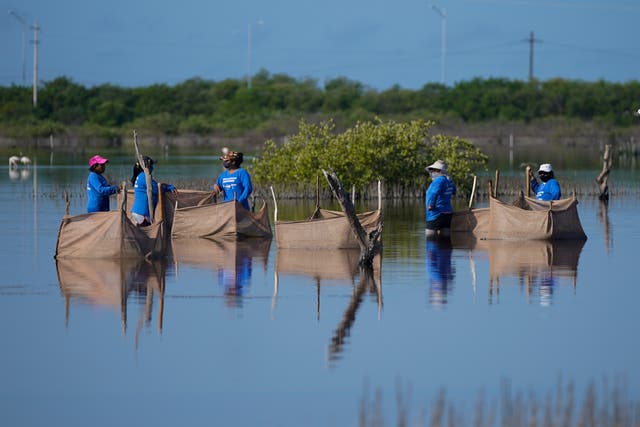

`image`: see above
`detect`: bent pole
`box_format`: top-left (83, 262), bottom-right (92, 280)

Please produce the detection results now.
top-left (133, 129), bottom-right (154, 223)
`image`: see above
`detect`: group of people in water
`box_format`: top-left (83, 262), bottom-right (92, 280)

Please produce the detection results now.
top-left (86, 148), bottom-right (562, 238)
top-left (424, 159), bottom-right (562, 238)
top-left (85, 147), bottom-right (253, 224)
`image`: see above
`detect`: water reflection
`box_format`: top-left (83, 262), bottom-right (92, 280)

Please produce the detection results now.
top-left (275, 248), bottom-right (382, 363)
top-left (452, 237), bottom-right (585, 305)
top-left (56, 258), bottom-right (167, 342)
top-left (170, 237), bottom-right (271, 308)
top-left (598, 199), bottom-right (613, 253)
top-left (426, 239), bottom-right (456, 307)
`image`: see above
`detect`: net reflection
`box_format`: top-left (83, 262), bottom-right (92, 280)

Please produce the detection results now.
top-left (452, 236), bottom-right (585, 306)
top-left (426, 239), bottom-right (456, 307)
top-left (56, 258), bottom-right (167, 341)
top-left (170, 237), bottom-right (271, 308)
top-left (275, 248), bottom-right (382, 364)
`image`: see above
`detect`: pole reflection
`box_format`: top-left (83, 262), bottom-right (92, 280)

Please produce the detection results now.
top-left (274, 248), bottom-right (382, 364)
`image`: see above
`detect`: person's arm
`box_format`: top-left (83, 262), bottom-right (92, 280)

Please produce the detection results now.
top-left (530, 178), bottom-right (540, 193)
top-left (236, 170), bottom-right (253, 203)
top-left (161, 183), bottom-right (177, 193)
top-left (426, 179), bottom-right (442, 211)
top-left (89, 173), bottom-right (117, 195)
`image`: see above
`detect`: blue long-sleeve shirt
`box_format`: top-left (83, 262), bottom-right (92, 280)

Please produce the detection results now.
top-left (531, 178), bottom-right (561, 201)
top-left (216, 168), bottom-right (253, 210)
top-left (132, 173), bottom-right (175, 218)
top-left (87, 171), bottom-right (117, 213)
top-left (425, 175), bottom-right (456, 222)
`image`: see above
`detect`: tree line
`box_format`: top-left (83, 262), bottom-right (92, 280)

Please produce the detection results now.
top-left (1, 70), bottom-right (639, 141)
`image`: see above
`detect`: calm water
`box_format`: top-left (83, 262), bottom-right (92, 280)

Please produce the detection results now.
top-left (1, 154), bottom-right (639, 427)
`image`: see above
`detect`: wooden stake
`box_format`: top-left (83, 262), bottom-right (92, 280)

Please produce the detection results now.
top-left (525, 165), bottom-right (532, 197)
top-left (595, 144), bottom-right (612, 200)
top-left (468, 175), bottom-right (477, 209)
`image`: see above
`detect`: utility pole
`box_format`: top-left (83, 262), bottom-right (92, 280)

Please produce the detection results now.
top-left (32, 20), bottom-right (39, 106)
top-left (524, 31), bottom-right (541, 82)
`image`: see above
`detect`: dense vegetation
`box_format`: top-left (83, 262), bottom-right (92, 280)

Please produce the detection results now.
top-left (252, 119), bottom-right (487, 196)
top-left (1, 71), bottom-right (639, 141)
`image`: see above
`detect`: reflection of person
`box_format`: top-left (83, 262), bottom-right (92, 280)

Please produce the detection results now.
top-left (218, 255), bottom-right (252, 307)
top-left (425, 159), bottom-right (457, 238)
top-left (426, 238), bottom-right (455, 307)
top-left (212, 148), bottom-right (253, 210)
top-left (538, 274), bottom-right (556, 307)
top-left (87, 155), bottom-right (118, 213)
top-left (130, 156), bottom-right (177, 226)
top-left (529, 163), bottom-right (561, 201)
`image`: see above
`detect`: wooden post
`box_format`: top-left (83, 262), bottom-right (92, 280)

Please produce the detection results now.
top-left (322, 169), bottom-right (382, 267)
top-left (595, 144), bottom-right (612, 200)
top-left (525, 165), bottom-right (532, 197)
top-left (468, 175), bottom-right (477, 209)
top-left (494, 169), bottom-right (500, 198)
top-left (269, 186), bottom-right (278, 223)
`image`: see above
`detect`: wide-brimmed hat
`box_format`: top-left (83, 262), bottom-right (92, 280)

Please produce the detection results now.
top-left (538, 163), bottom-right (553, 173)
top-left (89, 155), bottom-right (109, 167)
top-left (426, 159), bottom-right (447, 173)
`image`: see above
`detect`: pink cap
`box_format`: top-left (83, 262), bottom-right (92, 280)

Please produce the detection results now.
top-left (89, 155), bottom-right (109, 167)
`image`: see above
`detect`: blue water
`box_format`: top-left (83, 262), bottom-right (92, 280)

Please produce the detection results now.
top-left (1, 161), bottom-right (639, 426)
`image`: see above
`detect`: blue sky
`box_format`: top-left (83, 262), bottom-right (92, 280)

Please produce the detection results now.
top-left (1, 0), bottom-right (638, 90)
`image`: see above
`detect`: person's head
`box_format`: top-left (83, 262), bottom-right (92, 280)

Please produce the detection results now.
top-left (220, 148), bottom-right (243, 169)
top-left (88, 155), bottom-right (109, 173)
top-left (130, 156), bottom-right (155, 185)
top-left (426, 159), bottom-right (447, 178)
top-left (538, 163), bottom-right (554, 182)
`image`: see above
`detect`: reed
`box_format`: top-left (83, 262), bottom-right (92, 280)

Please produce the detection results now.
top-left (359, 378), bottom-right (640, 427)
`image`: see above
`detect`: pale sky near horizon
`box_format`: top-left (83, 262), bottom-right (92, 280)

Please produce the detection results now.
top-left (1, 0), bottom-right (638, 90)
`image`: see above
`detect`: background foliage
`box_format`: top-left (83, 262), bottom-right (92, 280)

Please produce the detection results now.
top-left (251, 119), bottom-right (488, 196)
top-left (1, 72), bottom-right (639, 141)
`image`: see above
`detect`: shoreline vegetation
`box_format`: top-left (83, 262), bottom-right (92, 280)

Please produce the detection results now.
top-left (2, 73), bottom-right (640, 152)
top-left (3, 73), bottom-right (639, 199)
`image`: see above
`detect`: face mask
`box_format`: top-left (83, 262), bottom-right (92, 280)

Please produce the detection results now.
top-left (429, 170), bottom-right (441, 179)
top-left (223, 161), bottom-right (232, 169)
top-left (539, 173), bottom-right (550, 182)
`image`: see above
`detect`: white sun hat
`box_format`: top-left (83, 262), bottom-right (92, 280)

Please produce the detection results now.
top-left (538, 163), bottom-right (553, 173)
top-left (426, 159), bottom-right (447, 173)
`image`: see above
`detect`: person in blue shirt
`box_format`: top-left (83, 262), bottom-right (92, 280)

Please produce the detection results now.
top-left (530, 163), bottom-right (562, 201)
top-left (425, 159), bottom-right (457, 238)
top-left (130, 156), bottom-right (177, 226)
top-left (212, 148), bottom-right (253, 210)
top-left (86, 155), bottom-right (118, 213)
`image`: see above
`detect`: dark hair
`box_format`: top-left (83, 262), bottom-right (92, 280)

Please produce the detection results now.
top-left (233, 152), bottom-right (244, 167)
top-left (130, 156), bottom-right (154, 186)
